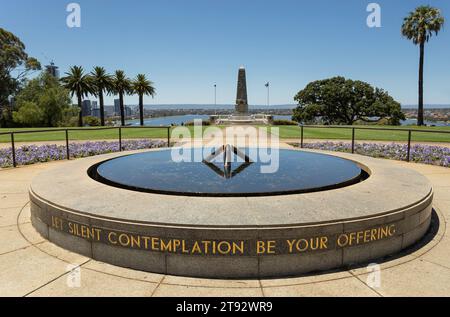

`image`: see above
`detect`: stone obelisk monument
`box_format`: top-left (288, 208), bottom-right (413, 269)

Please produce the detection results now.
top-left (235, 66), bottom-right (248, 113)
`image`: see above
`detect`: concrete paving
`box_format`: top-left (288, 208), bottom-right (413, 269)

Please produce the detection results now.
top-left (0, 145), bottom-right (449, 296)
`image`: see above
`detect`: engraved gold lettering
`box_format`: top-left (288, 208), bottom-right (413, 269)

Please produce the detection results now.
top-left (256, 241), bottom-right (266, 254)
top-left (108, 232), bottom-right (118, 244)
top-left (217, 241), bottom-right (231, 255)
top-left (287, 239), bottom-right (295, 253)
top-left (119, 233), bottom-right (130, 247)
top-left (191, 241), bottom-right (202, 254)
top-left (320, 236), bottom-right (328, 249)
top-left (160, 239), bottom-right (172, 252)
top-left (130, 235), bottom-right (140, 248)
top-left (233, 241), bottom-right (245, 255)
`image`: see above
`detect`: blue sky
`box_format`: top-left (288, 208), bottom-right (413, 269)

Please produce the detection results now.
top-left (1, 0), bottom-right (449, 106)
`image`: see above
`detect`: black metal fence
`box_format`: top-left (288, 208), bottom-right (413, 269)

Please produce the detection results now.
top-left (0, 126), bottom-right (171, 168)
top-left (2, 124), bottom-right (450, 168)
top-left (298, 125), bottom-right (450, 162)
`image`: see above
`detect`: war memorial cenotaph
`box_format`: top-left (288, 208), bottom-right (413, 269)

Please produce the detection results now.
top-left (210, 66), bottom-right (274, 125)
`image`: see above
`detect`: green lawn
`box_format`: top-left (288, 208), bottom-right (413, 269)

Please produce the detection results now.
top-left (0, 126), bottom-right (218, 143)
top-left (0, 127), bottom-right (170, 143)
top-left (271, 125), bottom-right (450, 143)
top-left (0, 125), bottom-right (449, 143)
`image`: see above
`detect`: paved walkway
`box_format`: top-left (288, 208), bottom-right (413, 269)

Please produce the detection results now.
top-left (0, 146), bottom-right (450, 296)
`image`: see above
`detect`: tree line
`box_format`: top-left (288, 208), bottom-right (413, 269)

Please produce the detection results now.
top-left (61, 66), bottom-right (155, 127)
top-left (0, 28), bottom-right (155, 128)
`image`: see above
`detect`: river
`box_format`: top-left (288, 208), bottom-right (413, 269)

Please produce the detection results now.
top-left (126, 115), bottom-right (293, 126)
top-left (126, 115), bottom-right (449, 127)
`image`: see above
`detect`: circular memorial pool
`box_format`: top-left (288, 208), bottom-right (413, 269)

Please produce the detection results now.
top-left (30, 148), bottom-right (433, 278)
top-left (89, 148), bottom-right (367, 197)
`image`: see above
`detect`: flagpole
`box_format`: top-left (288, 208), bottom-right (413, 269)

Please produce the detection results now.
top-left (214, 84), bottom-right (217, 115)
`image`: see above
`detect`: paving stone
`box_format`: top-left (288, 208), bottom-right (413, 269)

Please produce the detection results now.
top-left (0, 180), bottom-right (31, 194)
top-left (0, 193), bottom-right (29, 209)
top-left (162, 275), bottom-right (260, 288)
top-left (17, 204), bottom-right (31, 225)
top-left (263, 276), bottom-right (379, 297)
top-left (18, 222), bottom-right (46, 245)
top-left (0, 226), bottom-right (30, 254)
top-left (152, 284), bottom-right (263, 297)
top-left (420, 234), bottom-right (450, 270)
top-left (28, 267), bottom-right (157, 297)
top-left (83, 260), bottom-right (163, 283)
top-left (34, 241), bottom-right (90, 265)
top-left (0, 207), bottom-right (23, 227)
top-left (0, 247), bottom-right (71, 296)
top-left (357, 259), bottom-right (450, 297)
top-left (260, 271), bottom-right (353, 288)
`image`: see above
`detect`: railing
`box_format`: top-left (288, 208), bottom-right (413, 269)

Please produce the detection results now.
top-left (0, 126), bottom-right (171, 168)
top-left (298, 125), bottom-right (450, 162)
top-left (2, 124), bottom-right (450, 167)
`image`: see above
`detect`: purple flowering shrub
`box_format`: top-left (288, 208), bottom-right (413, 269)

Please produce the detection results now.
top-left (297, 142), bottom-right (450, 168)
top-left (0, 140), bottom-right (166, 168)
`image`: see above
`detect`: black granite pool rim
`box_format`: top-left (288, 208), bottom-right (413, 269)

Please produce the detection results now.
top-left (87, 149), bottom-right (370, 197)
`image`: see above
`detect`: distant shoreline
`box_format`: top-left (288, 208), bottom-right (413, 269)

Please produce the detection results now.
top-left (100, 103), bottom-right (450, 111)
top-left (127, 104), bottom-right (450, 110)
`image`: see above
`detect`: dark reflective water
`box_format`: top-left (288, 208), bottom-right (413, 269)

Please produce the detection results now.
top-left (93, 149), bottom-right (363, 196)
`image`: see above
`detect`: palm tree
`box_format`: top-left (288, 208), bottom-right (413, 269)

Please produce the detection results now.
top-left (402, 6), bottom-right (444, 126)
top-left (91, 67), bottom-right (113, 126)
top-left (61, 66), bottom-right (95, 127)
top-left (112, 70), bottom-right (131, 126)
top-left (132, 74), bottom-right (156, 126)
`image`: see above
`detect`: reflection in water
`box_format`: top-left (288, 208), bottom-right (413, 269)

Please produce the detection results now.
top-left (94, 149), bottom-right (364, 196)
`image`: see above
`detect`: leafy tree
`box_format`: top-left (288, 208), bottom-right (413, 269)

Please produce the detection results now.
top-left (61, 66), bottom-right (95, 127)
top-left (12, 101), bottom-right (43, 127)
top-left (39, 86), bottom-right (72, 126)
top-left (0, 28), bottom-right (41, 126)
top-left (112, 70), bottom-right (132, 126)
top-left (132, 74), bottom-right (155, 126)
top-left (58, 106), bottom-right (81, 127)
top-left (83, 116), bottom-right (101, 127)
top-left (402, 6), bottom-right (444, 126)
top-left (91, 66), bottom-right (113, 126)
top-left (292, 77), bottom-right (405, 125)
top-left (13, 73), bottom-right (72, 127)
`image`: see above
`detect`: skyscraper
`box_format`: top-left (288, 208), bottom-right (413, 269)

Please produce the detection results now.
top-left (82, 100), bottom-right (92, 117)
top-left (114, 99), bottom-right (120, 116)
top-left (104, 106), bottom-right (115, 117)
top-left (91, 101), bottom-right (100, 118)
top-left (125, 106), bottom-right (132, 117)
top-left (45, 61), bottom-right (59, 78)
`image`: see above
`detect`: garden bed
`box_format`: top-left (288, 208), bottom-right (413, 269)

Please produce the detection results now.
top-left (0, 140), bottom-right (166, 168)
top-left (292, 141), bottom-right (450, 168)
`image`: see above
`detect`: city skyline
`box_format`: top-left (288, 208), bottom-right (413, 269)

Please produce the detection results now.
top-left (1, 0), bottom-right (450, 106)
